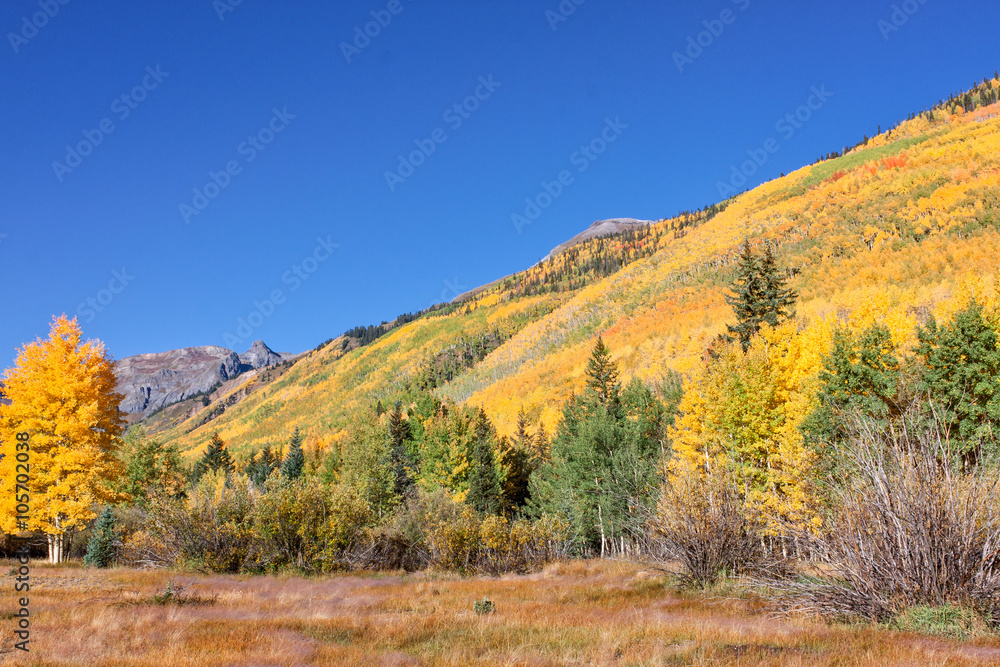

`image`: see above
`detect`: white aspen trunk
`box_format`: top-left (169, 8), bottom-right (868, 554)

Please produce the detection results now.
top-left (48, 516), bottom-right (66, 564)
top-left (48, 533), bottom-right (64, 564)
top-left (598, 503), bottom-right (606, 559)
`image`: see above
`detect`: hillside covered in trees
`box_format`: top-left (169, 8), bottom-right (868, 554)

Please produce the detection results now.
top-left (144, 75), bottom-right (1000, 462)
top-left (5, 76), bottom-right (1000, 633)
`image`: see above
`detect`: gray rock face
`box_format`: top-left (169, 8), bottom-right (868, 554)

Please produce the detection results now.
top-left (239, 339), bottom-right (285, 369)
top-left (116, 341), bottom-right (290, 414)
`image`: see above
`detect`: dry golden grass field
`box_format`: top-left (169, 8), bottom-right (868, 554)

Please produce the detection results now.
top-left (3, 560), bottom-right (1000, 666)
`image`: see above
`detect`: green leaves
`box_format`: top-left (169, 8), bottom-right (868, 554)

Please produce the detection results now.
top-left (917, 301), bottom-right (1000, 463)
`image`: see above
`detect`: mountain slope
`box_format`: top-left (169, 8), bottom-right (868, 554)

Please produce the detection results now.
top-left (147, 79), bottom-right (1000, 459)
top-left (546, 218), bottom-right (655, 257)
top-left (117, 340), bottom-right (293, 416)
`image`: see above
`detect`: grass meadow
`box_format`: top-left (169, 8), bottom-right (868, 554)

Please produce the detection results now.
top-left (3, 560), bottom-right (1000, 666)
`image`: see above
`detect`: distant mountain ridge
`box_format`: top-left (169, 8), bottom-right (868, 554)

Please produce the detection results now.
top-left (451, 217), bottom-right (656, 302)
top-left (546, 218), bottom-right (655, 258)
top-left (116, 340), bottom-right (291, 415)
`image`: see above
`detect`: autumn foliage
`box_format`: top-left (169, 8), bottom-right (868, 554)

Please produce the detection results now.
top-left (0, 315), bottom-right (125, 563)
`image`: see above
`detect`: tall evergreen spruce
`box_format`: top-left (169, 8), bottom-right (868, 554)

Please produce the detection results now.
top-left (467, 409), bottom-right (502, 514)
top-left (194, 432), bottom-right (234, 480)
top-left (725, 239), bottom-right (797, 351)
top-left (585, 335), bottom-right (621, 408)
top-left (530, 335), bottom-right (664, 554)
top-left (280, 427), bottom-right (305, 481)
top-left (725, 240), bottom-right (766, 351)
top-left (387, 401), bottom-right (416, 497)
top-left (514, 407), bottom-right (533, 450)
top-left (758, 243), bottom-right (797, 326)
top-left (246, 445), bottom-right (279, 486)
top-left (84, 507), bottom-right (118, 568)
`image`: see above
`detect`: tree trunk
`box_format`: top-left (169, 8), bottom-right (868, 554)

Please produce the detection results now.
top-left (598, 503), bottom-right (606, 559)
top-left (48, 516), bottom-right (67, 564)
top-left (47, 533), bottom-right (64, 564)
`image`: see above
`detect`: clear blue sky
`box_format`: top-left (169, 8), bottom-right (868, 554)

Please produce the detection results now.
top-left (2, 0), bottom-right (998, 366)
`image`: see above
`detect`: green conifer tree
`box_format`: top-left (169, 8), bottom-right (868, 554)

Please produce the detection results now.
top-left (194, 432), bottom-right (234, 480)
top-left (246, 445), bottom-right (279, 486)
top-left (386, 401), bottom-right (416, 497)
top-left (280, 427), bottom-right (305, 481)
top-left (725, 240), bottom-right (797, 351)
top-left (585, 335), bottom-right (621, 408)
top-left (758, 242), bottom-right (798, 326)
top-left (804, 324), bottom-right (901, 465)
top-left (725, 240), bottom-right (766, 351)
top-left (466, 409), bottom-right (502, 514)
top-left (917, 301), bottom-right (1000, 465)
top-left (84, 507), bottom-right (118, 568)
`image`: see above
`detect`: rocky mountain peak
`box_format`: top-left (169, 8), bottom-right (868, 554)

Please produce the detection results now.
top-left (239, 340), bottom-right (283, 370)
top-left (115, 341), bottom-right (293, 415)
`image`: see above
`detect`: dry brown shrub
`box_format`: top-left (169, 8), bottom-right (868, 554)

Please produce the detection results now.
top-left (770, 409), bottom-right (1000, 623)
top-left (649, 464), bottom-right (781, 587)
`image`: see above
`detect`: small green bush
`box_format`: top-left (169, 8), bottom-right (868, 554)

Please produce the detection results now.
top-left (473, 598), bottom-right (494, 615)
top-left (84, 508), bottom-right (118, 568)
top-left (892, 604), bottom-right (991, 639)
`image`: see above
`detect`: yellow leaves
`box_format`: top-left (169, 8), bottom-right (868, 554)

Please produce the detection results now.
top-left (668, 329), bottom-right (823, 530)
top-left (0, 315), bottom-right (125, 536)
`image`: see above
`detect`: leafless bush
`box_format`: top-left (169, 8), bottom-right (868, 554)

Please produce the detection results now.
top-left (770, 408), bottom-right (1000, 623)
top-left (649, 465), bottom-right (779, 586)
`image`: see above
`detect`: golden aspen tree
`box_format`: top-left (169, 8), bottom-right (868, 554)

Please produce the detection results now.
top-left (0, 316), bottom-right (125, 563)
top-left (667, 324), bottom-right (824, 531)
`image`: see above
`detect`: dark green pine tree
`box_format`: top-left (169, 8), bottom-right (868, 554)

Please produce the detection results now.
top-left (585, 335), bottom-right (621, 409)
top-left (758, 242), bottom-right (798, 327)
top-left (725, 240), bottom-right (797, 351)
top-left (725, 240), bottom-right (766, 351)
top-left (467, 409), bottom-right (502, 514)
top-left (84, 507), bottom-right (118, 568)
top-left (387, 401), bottom-right (416, 497)
top-left (917, 301), bottom-right (1000, 465)
top-left (280, 427), bottom-right (305, 481)
top-left (804, 324), bottom-right (901, 455)
top-left (194, 432), bottom-right (234, 480)
top-left (246, 445), bottom-right (279, 486)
